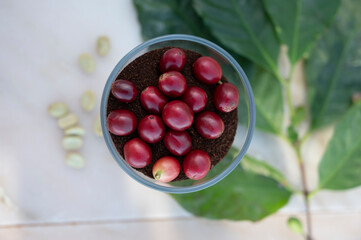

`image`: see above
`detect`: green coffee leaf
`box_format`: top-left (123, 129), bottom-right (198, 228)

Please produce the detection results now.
top-left (318, 102), bottom-right (361, 190)
top-left (133, 0), bottom-right (212, 40)
top-left (241, 155), bottom-right (291, 190)
top-left (172, 155), bottom-right (291, 221)
top-left (292, 106), bottom-right (306, 127)
top-left (287, 217), bottom-right (304, 235)
top-left (306, 0), bottom-right (361, 130)
top-left (287, 126), bottom-right (298, 144)
top-left (132, 0), bottom-right (253, 75)
top-left (353, 93), bottom-right (361, 104)
top-left (193, 0), bottom-right (279, 73)
top-left (250, 66), bottom-right (283, 134)
top-left (226, 148), bottom-right (290, 188)
top-left (263, 0), bottom-right (340, 64)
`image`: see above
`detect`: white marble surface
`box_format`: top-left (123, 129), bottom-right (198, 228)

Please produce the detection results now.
top-left (1, 213), bottom-right (360, 240)
top-left (0, 0), bottom-right (360, 239)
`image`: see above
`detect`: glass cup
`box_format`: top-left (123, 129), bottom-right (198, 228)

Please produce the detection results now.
top-left (101, 34), bottom-right (255, 193)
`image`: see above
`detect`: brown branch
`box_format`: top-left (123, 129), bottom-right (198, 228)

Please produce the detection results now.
top-left (296, 144), bottom-right (313, 240)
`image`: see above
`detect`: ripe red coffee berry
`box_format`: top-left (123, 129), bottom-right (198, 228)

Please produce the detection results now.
top-left (183, 150), bottom-right (211, 180)
top-left (195, 111), bottom-right (224, 139)
top-left (214, 83), bottom-right (240, 112)
top-left (107, 109), bottom-right (137, 136)
top-left (158, 71), bottom-right (187, 97)
top-left (193, 56), bottom-right (222, 85)
top-left (138, 115), bottom-right (165, 143)
top-left (123, 138), bottom-right (152, 168)
top-left (162, 100), bottom-right (194, 131)
top-left (164, 130), bottom-right (192, 156)
top-left (152, 156), bottom-right (181, 182)
top-left (181, 86), bottom-right (207, 113)
top-left (111, 79), bottom-right (137, 102)
top-left (140, 86), bottom-right (168, 114)
top-left (159, 48), bottom-right (186, 73)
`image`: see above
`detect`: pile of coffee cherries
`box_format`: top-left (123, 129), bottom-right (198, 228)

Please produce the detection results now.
top-left (107, 48), bottom-right (239, 182)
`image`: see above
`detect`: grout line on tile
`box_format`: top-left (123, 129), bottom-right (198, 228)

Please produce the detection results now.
top-left (0, 211), bottom-right (360, 229)
top-left (0, 216), bottom-right (195, 229)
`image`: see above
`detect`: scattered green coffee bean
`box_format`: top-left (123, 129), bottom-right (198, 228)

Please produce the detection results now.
top-left (96, 36), bottom-right (110, 56)
top-left (81, 90), bottom-right (96, 112)
top-left (64, 126), bottom-right (85, 136)
top-left (79, 53), bottom-right (95, 73)
top-left (48, 102), bottom-right (69, 118)
top-left (94, 116), bottom-right (103, 136)
top-left (62, 136), bottom-right (83, 150)
top-left (65, 152), bottom-right (85, 169)
top-left (58, 113), bottom-right (78, 129)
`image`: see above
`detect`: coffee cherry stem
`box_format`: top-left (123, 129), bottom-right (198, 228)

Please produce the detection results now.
top-left (154, 171), bottom-right (162, 180)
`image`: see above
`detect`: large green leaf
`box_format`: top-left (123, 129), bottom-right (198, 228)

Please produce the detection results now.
top-left (133, 0), bottom-right (253, 79)
top-left (318, 102), bottom-right (361, 190)
top-left (241, 155), bottom-right (291, 190)
top-left (193, 0), bottom-right (279, 73)
top-left (306, 0), bottom-right (361, 130)
top-left (133, 0), bottom-right (212, 40)
top-left (250, 66), bottom-right (283, 134)
top-left (172, 155), bottom-right (291, 221)
top-left (263, 0), bottom-right (340, 64)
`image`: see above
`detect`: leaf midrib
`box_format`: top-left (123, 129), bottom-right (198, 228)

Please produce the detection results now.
top-left (290, 0), bottom-right (301, 63)
top-left (242, 166), bottom-right (287, 186)
top-left (229, 0), bottom-right (278, 73)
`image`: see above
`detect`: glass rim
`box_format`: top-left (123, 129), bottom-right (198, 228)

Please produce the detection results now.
top-left (100, 34), bottom-right (256, 194)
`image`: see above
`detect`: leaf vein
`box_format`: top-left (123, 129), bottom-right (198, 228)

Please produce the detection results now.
top-left (319, 130), bottom-right (361, 189)
top-left (312, 35), bottom-right (353, 129)
top-left (254, 98), bottom-right (281, 133)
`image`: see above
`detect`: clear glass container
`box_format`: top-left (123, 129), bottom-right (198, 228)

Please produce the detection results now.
top-left (101, 34), bottom-right (255, 193)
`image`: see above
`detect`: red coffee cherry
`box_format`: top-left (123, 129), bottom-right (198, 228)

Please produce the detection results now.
top-left (159, 48), bottom-right (186, 73)
top-left (193, 56), bottom-right (222, 85)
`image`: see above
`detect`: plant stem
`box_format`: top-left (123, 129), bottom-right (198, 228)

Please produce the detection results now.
top-left (282, 67), bottom-right (313, 239)
top-left (295, 146), bottom-right (313, 240)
